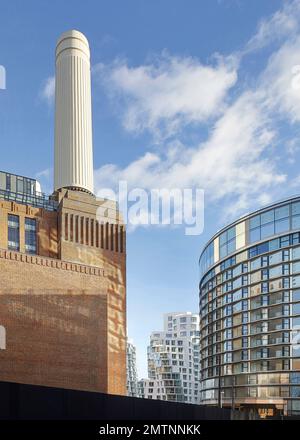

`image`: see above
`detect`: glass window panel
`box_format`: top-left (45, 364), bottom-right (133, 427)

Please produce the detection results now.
top-left (227, 239), bottom-right (236, 254)
top-left (16, 177), bottom-right (24, 193)
top-left (261, 210), bottom-right (274, 225)
top-left (293, 290), bottom-right (300, 302)
top-left (259, 243), bottom-right (269, 255)
top-left (275, 205), bottom-right (290, 220)
top-left (292, 202), bottom-right (300, 215)
top-left (233, 289), bottom-right (242, 302)
top-left (233, 265), bottom-right (242, 278)
top-left (6, 174), bottom-right (11, 190)
top-left (280, 236), bottom-right (290, 248)
top-left (269, 265), bottom-right (282, 278)
top-left (269, 251), bottom-right (282, 265)
top-left (220, 244), bottom-right (227, 259)
top-left (292, 247), bottom-right (300, 260)
top-left (293, 262), bottom-right (300, 274)
top-left (293, 317), bottom-right (300, 328)
top-left (261, 222), bottom-right (275, 239)
top-left (293, 303), bottom-right (300, 315)
top-left (251, 257), bottom-right (261, 271)
top-left (8, 214), bottom-right (19, 251)
top-left (291, 387), bottom-right (300, 397)
top-left (292, 215), bottom-right (300, 230)
top-left (292, 276), bottom-right (300, 288)
top-left (250, 228), bottom-right (261, 243)
top-left (227, 226), bottom-right (236, 241)
top-left (233, 302), bottom-right (242, 313)
top-left (233, 277), bottom-right (242, 289)
top-left (250, 215), bottom-right (260, 229)
top-left (250, 284), bottom-right (261, 296)
top-left (251, 271), bottom-right (261, 283)
top-left (269, 238), bottom-right (280, 251)
top-left (249, 247), bottom-right (258, 258)
top-left (275, 218), bottom-right (290, 234)
top-left (219, 231), bottom-right (227, 246)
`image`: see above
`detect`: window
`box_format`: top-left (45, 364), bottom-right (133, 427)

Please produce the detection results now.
top-left (275, 204), bottom-right (289, 219)
top-left (269, 238), bottom-right (280, 251)
top-left (292, 276), bottom-right (300, 288)
top-left (251, 257), bottom-right (261, 271)
top-left (233, 289), bottom-right (242, 302)
top-left (293, 303), bottom-right (300, 315)
top-left (8, 214), bottom-right (19, 251)
top-left (293, 290), bottom-right (300, 302)
top-left (292, 233), bottom-right (300, 245)
top-left (242, 312), bottom-right (248, 323)
top-left (16, 176), bottom-right (24, 193)
top-left (242, 287), bottom-right (248, 298)
top-left (25, 218), bottom-right (37, 254)
top-left (233, 302), bottom-right (242, 314)
top-left (250, 228), bottom-right (260, 243)
top-left (224, 317), bottom-right (232, 328)
top-left (250, 215), bottom-right (260, 229)
top-left (292, 202), bottom-right (300, 216)
top-left (281, 236), bottom-right (290, 248)
top-left (6, 173), bottom-right (11, 191)
top-left (269, 265), bottom-right (281, 278)
top-left (261, 222), bottom-right (274, 239)
top-left (242, 325), bottom-right (248, 335)
top-left (233, 265), bottom-right (242, 277)
top-left (292, 216), bottom-right (300, 230)
top-left (283, 264), bottom-right (290, 275)
top-left (275, 218), bottom-right (290, 234)
top-left (269, 251), bottom-right (282, 265)
top-left (292, 247), bottom-right (300, 260)
top-left (261, 210), bottom-right (274, 224)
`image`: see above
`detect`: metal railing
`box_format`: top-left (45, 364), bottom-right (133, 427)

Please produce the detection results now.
top-left (0, 188), bottom-right (58, 211)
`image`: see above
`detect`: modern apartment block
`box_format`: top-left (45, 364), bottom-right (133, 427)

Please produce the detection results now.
top-left (139, 312), bottom-right (200, 404)
top-left (0, 30), bottom-right (126, 395)
top-left (126, 339), bottom-right (138, 397)
top-left (199, 196), bottom-right (300, 417)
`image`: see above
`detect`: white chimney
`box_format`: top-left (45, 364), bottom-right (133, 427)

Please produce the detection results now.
top-left (54, 30), bottom-right (94, 194)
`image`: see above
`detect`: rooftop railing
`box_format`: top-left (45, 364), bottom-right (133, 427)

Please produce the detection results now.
top-left (0, 188), bottom-right (58, 211)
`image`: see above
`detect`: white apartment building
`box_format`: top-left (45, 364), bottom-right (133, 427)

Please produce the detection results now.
top-left (138, 312), bottom-right (200, 404)
top-left (126, 339), bottom-right (138, 397)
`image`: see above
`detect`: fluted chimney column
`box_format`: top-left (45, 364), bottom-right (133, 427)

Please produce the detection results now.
top-left (54, 30), bottom-right (94, 194)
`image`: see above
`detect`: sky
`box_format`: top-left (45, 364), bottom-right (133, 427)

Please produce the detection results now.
top-left (1, 0), bottom-right (300, 377)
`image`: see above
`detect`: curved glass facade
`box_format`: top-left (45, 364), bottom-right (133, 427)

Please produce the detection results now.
top-left (199, 196), bottom-right (300, 417)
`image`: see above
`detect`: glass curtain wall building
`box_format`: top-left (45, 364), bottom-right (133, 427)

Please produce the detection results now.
top-left (199, 196), bottom-right (300, 417)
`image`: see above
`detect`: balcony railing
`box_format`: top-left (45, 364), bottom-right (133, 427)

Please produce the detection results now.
top-left (0, 188), bottom-right (58, 211)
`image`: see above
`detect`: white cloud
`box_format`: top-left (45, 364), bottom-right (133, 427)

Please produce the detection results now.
top-left (95, 88), bottom-right (286, 219)
top-left (244, 0), bottom-right (300, 53)
top-left (40, 76), bottom-right (55, 105)
top-left (291, 174), bottom-right (300, 188)
top-left (260, 35), bottom-right (300, 123)
top-left (94, 2), bottom-right (300, 226)
top-left (36, 167), bottom-right (52, 179)
top-left (95, 53), bottom-right (238, 139)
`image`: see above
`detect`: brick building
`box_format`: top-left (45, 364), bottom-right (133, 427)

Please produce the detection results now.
top-left (0, 30), bottom-right (126, 396)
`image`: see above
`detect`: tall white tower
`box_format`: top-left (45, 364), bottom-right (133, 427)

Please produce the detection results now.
top-left (54, 30), bottom-right (94, 194)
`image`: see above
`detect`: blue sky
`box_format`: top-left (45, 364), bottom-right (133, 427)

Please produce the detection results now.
top-left (1, 0), bottom-right (300, 377)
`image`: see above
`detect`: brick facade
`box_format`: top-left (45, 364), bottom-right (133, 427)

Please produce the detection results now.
top-left (0, 189), bottom-right (126, 395)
